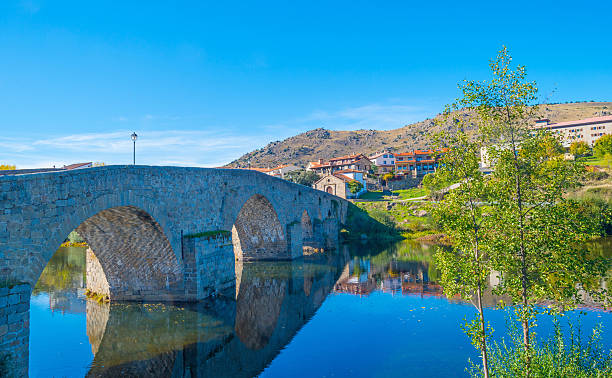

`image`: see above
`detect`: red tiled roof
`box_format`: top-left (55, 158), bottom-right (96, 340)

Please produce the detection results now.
top-left (333, 173), bottom-right (354, 182)
top-left (329, 153), bottom-right (365, 162)
top-left (394, 148), bottom-right (448, 157)
top-left (309, 162), bottom-right (331, 169)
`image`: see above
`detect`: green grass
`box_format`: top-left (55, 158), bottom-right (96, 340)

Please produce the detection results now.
top-left (358, 188), bottom-right (428, 201)
top-left (354, 201), bottom-right (439, 235)
top-left (577, 155), bottom-right (611, 167)
top-left (393, 187), bottom-right (428, 200)
top-left (359, 191), bottom-right (385, 200)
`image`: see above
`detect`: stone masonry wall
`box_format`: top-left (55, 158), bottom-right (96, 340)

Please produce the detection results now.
top-left (0, 283), bottom-right (30, 378)
top-left (183, 234), bottom-right (236, 301)
top-left (0, 166), bottom-right (349, 300)
top-left (86, 248), bottom-right (110, 298)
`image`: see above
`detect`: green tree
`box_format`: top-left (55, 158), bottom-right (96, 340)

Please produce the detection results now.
top-left (382, 172), bottom-right (395, 182)
top-left (429, 125), bottom-right (493, 377)
top-left (593, 134), bottom-right (612, 159)
top-left (347, 179), bottom-right (363, 194)
top-left (454, 46), bottom-right (609, 376)
top-left (284, 169), bottom-right (321, 187)
top-left (569, 141), bottom-right (590, 157)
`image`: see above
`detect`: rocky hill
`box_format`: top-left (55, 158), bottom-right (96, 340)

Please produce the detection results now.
top-left (228, 102), bottom-right (612, 168)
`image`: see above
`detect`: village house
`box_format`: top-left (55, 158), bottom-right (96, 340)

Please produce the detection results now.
top-left (312, 169), bottom-right (367, 199)
top-left (534, 115), bottom-right (612, 147)
top-left (368, 151), bottom-right (395, 173)
top-left (239, 164), bottom-right (300, 178)
top-left (307, 153), bottom-right (373, 175)
top-left (394, 149), bottom-right (446, 177)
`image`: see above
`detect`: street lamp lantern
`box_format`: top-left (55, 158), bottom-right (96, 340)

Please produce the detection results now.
top-left (131, 132), bottom-right (138, 165)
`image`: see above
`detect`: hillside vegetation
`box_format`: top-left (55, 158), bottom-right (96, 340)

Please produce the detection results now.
top-left (228, 102), bottom-right (612, 168)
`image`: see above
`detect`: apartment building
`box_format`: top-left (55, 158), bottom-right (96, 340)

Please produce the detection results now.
top-left (394, 149), bottom-right (446, 177)
top-left (535, 115), bottom-right (612, 147)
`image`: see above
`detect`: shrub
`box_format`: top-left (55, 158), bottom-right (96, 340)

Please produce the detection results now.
top-left (593, 135), bottom-right (612, 159)
top-left (348, 180), bottom-right (364, 194)
top-left (469, 316), bottom-right (612, 378)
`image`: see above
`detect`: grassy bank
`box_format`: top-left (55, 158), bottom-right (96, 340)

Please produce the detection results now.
top-left (342, 199), bottom-right (444, 243)
top-left (358, 187), bottom-right (428, 201)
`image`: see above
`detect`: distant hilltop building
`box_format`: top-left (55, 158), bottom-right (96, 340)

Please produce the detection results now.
top-left (535, 115), bottom-right (612, 147)
top-left (307, 154), bottom-right (373, 175)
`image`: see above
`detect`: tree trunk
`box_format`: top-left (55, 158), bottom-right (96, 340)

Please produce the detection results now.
top-left (476, 284), bottom-right (490, 378)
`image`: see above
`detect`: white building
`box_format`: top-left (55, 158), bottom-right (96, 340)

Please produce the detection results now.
top-left (536, 115), bottom-right (612, 147)
top-left (368, 151), bottom-right (395, 173)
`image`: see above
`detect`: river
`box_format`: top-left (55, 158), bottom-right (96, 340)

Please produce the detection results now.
top-left (27, 240), bottom-right (611, 377)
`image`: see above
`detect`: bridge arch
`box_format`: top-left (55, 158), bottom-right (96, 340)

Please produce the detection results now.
top-left (231, 194), bottom-right (287, 261)
top-left (43, 205), bottom-right (183, 301)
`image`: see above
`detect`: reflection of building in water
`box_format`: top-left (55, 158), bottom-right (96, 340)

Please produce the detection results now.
top-left (48, 288), bottom-right (87, 315)
top-left (334, 258), bottom-right (376, 296)
top-left (334, 255), bottom-right (445, 298)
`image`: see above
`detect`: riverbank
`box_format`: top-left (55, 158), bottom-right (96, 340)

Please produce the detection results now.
top-left (342, 197), bottom-right (447, 243)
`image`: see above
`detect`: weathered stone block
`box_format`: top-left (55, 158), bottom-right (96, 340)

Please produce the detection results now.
top-left (7, 294), bottom-right (19, 305)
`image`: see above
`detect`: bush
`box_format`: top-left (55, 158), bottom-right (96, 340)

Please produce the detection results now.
top-left (348, 180), bottom-right (364, 194)
top-left (469, 316), bottom-right (612, 378)
top-left (594, 135), bottom-right (612, 159)
top-left (570, 141), bottom-right (592, 157)
top-left (67, 230), bottom-right (85, 243)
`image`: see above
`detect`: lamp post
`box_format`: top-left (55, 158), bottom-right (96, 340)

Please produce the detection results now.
top-left (131, 132), bottom-right (138, 165)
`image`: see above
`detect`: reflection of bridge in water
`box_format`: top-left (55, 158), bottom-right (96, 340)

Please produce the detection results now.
top-left (84, 253), bottom-right (347, 377)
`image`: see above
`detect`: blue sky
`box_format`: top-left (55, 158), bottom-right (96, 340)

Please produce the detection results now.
top-left (1, 1), bottom-right (611, 168)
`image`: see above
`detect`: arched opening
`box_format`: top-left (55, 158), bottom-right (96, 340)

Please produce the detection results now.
top-left (27, 205), bottom-right (184, 376)
top-left (231, 194), bottom-right (287, 261)
top-left (75, 206), bottom-right (183, 301)
top-left (326, 186), bottom-right (334, 194)
top-left (34, 205), bottom-right (182, 303)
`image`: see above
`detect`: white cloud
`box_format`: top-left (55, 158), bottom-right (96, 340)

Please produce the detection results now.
top-left (0, 101), bottom-right (436, 169)
top-left (302, 103), bottom-right (431, 131)
top-left (0, 130), bottom-right (270, 169)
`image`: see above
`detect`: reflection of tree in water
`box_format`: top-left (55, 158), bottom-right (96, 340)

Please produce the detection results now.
top-left (33, 247), bottom-right (86, 295)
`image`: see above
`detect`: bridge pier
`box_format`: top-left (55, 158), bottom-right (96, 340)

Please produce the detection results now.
top-left (182, 233), bottom-right (235, 301)
top-left (0, 283), bottom-right (30, 378)
top-left (286, 222), bottom-right (303, 259)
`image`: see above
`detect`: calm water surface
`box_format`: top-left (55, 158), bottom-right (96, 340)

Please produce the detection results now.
top-left (29, 241), bottom-right (611, 377)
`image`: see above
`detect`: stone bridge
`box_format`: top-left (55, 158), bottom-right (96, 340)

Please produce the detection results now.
top-left (0, 165), bottom-right (348, 303)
